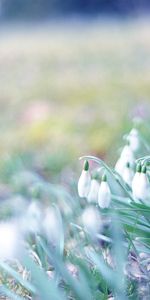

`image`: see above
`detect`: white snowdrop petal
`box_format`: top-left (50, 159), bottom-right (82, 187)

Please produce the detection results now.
top-left (115, 145), bottom-right (135, 176)
top-left (121, 145), bottom-right (134, 161)
top-left (0, 222), bottom-right (20, 260)
top-left (43, 207), bottom-right (63, 247)
top-left (122, 167), bottom-right (134, 186)
top-left (87, 179), bottom-right (99, 203)
top-left (132, 172), bottom-right (141, 201)
top-left (98, 182), bottom-right (111, 209)
top-left (82, 206), bottom-right (102, 236)
top-left (132, 172), bottom-right (150, 203)
top-left (137, 173), bottom-right (149, 202)
top-left (128, 128), bottom-right (140, 152)
top-left (78, 170), bottom-right (91, 198)
top-left (21, 202), bottom-right (42, 234)
top-left (115, 157), bottom-right (125, 175)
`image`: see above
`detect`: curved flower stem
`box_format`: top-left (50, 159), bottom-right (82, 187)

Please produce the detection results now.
top-left (79, 155), bottom-right (134, 202)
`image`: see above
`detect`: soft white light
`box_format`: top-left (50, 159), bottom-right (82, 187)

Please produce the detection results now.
top-left (43, 206), bottom-right (63, 248)
top-left (0, 222), bottom-right (20, 260)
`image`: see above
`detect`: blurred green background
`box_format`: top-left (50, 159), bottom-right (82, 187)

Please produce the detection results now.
top-left (0, 18), bottom-right (150, 176)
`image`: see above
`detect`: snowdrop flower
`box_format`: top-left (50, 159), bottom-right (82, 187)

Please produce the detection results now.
top-left (78, 160), bottom-right (91, 198)
top-left (140, 165), bottom-right (150, 202)
top-left (98, 174), bottom-right (111, 209)
top-left (87, 174), bottom-right (100, 203)
top-left (115, 143), bottom-right (135, 176)
top-left (127, 128), bottom-right (140, 152)
top-left (21, 201), bottom-right (42, 234)
top-left (122, 162), bottom-right (134, 186)
top-left (132, 165), bottom-right (150, 204)
top-left (43, 206), bottom-right (64, 252)
top-left (82, 206), bottom-right (102, 236)
top-left (0, 222), bottom-right (20, 260)
top-left (132, 163), bottom-right (142, 202)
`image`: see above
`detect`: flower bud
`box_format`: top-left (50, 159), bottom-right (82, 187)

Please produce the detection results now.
top-left (21, 201), bottom-right (42, 234)
top-left (78, 160), bottom-right (91, 198)
top-left (82, 206), bottom-right (102, 237)
top-left (87, 175), bottom-right (100, 203)
top-left (137, 165), bottom-right (150, 203)
top-left (43, 206), bottom-right (64, 251)
top-left (132, 163), bottom-right (142, 202)
top-left (122, 162), bottom-right (134, 186)
top-left (98, 174), bottom-right (111, 208)
top-left (115, 144), bottom-right (135, 176)
top-left (127, 128), bottom-right (140, 152)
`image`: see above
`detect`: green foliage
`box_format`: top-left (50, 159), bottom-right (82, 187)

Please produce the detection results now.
top-left (0, 145), bottom-right (150, 299)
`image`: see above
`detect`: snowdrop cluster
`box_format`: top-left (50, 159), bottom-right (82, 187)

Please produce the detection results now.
top-left (114, 127), bottom-right (150, 203)
top-left (78, 127), bottom-right (150, 211)
top-left (0, 202), bottom-right (64, 262)
top-left (115, 127), bottom-right (140, 177)
top-left (78, 160), bottom-right (111, 209)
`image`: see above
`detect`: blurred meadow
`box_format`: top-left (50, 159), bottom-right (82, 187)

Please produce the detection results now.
top-left (1, 8), bottom-right (150, 300)
top-left (0, 17), bottom-right (150, 180)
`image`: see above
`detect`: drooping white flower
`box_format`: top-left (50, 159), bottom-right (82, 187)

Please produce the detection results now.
top-left (139, 166), bottom-right (150, 203)
top-left (122, 162), bottom-right (134, 186)
top-left (21, 201), bottom-right (42, 234)
top-left (87, 176), bottom-right (100, 203)
top-left (115, 143), bottom-right (135, 176)
top-left (115, 157), bottom-right (124, 175)
top-left (132, 163), bottom-right (142, 202)
top-left (82, 206), bottom-right (102, 236)
top-left (43, 206), bottom-right (64, 252)
top-left (127, 128), bottom-right (140, 152)
top-left (98, 174), bottom-right (111, 209)
top-left (132, 165), bottom-right (150, 204)
top-left (0, 222), bottom-right (20, 260)
top-left (78, 160), bottom-right (91, 198)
